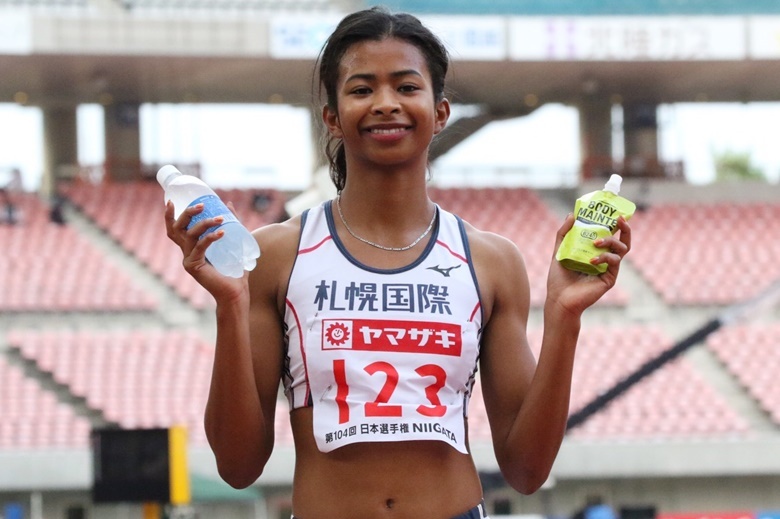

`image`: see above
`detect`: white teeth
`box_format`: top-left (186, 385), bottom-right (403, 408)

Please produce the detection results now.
top-left (370, 128), bottom-right (405, 134)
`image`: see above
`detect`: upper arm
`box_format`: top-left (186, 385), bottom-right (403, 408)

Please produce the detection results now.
top-left (246, 219), bottom-right (300, 447)
top-left (469, 230), bottom-right (537, 446)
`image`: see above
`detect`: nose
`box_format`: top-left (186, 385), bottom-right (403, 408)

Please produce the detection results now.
top-left (372, 87), bottom-right (401, 115)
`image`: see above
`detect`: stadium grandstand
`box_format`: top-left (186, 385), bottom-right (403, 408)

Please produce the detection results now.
top-left (2, 0), bottom-right (780, 518)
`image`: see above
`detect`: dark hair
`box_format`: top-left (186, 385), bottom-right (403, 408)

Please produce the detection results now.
top-left (316, 6), bottom-right (450, 192)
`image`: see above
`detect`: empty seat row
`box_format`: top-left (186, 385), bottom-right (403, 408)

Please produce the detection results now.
top-left (468, 324), bottom-right (751, 442)
top-left (7, 328), bottom-right (214, 446)
top-left (0, 357), bottom-right (91, 449)
top-left (0, 193), bottom-right (158, 313)
top-left (707, 323), bottom-right (780, 427)
top-left (628, 202), bottom-right (780, 306)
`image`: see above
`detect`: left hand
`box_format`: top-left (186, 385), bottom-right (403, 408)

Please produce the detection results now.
top-left (545, 214), bottom-right (632, 316)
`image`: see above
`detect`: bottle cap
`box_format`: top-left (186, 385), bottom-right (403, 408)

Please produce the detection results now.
top-left (604, 174), bottom-right (622, 194)
top-left (157, 165), bottom-right (182, 188)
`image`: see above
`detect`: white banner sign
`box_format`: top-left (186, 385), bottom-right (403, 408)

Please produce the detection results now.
top-left (510, 16), bottom-right (746, 61)
top-left (269, 16), bottom-right (342, 59)
top-left (749, 16), bottom-right (780, 58)
top-left (0, 11), bottom-right (32, 54)
top-left (420, 16), bottom-right (506, 60)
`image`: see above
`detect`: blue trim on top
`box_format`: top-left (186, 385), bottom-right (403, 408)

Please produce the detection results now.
top-left (299, 207), bottom-right (310, 230)
top-left (454, 214), bottom-right (484, 331)
top-left (281, 207), bottom-right (311, 409)
top-left (284, 207), bottom-right (310, 300)
top-left (455, 214), bottom-right (483, 426)
top-left (324, 199), bottom-right (440, 275)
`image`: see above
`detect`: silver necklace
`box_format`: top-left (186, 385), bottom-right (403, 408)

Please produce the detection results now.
top-left (335, 195), bottom-right (437, 252)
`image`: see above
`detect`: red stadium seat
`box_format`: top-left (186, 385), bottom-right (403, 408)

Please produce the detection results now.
top-left (7, 329), bottom-right (215, 446)
top-left (0, 192), bottom-right (158, 313)
top-left (707, 323), bottom-right (780, 428)
top-left (0, 357), bottom-right (90, 449)
top-left (628, 202), bottom-right (780, 306)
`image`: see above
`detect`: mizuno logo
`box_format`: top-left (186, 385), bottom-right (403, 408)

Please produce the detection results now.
top-left (427, 264), bottom-right (461, 277)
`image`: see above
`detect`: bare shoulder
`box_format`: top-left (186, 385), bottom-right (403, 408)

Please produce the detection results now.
top-left (248, 214), bottom-right (303, 311)
top-left (252, 214), bottom-right (302, 254)
top-left (461, 220), bottom-right (527, 276)
top-left (460, 220), bottom-right (530, 320)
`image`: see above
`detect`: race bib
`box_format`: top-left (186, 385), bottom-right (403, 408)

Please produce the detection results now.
top-left (305, 316), bottom-right (479, 453)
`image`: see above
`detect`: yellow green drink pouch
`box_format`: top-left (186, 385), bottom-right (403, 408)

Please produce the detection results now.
top-left (556, 174), bottom-right (636, 275)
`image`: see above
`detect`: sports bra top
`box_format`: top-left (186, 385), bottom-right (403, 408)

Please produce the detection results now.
top-left (282, 200), bottom-right (483, 453)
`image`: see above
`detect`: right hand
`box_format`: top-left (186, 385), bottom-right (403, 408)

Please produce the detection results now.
top-left (163, 200), bottom-right (249, 302)
top-left (545, 213), bottom-right (631, 317)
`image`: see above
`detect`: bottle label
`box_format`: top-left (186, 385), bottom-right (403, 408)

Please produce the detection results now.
top-left (186, 194), bottom-right (238, 237)
top-left (576, 200), bottom-right (620, 230)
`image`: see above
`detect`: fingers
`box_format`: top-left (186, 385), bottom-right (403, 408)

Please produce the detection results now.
top-left (167, 203), bottom-right (216, 237)
top-left (590, 216), bottom-right (632, 269)
top-left (617, 215), bottom-right (631, 252)
top-left (165, 201), bottom-right (203, 240)
top-left (185, 228), bottom-right (224, 268)
top-left (557, 213), bottom-right (575, 236)
top-left (189, 214), bottom-right (224, 240)
top-left (590, 249), bottom-right (622, 270)
top-left (226, 200), bottom-right (238, 217)
top-left (164, 200), bottom-right (176, 236)
top-left (162, 201), bottom-right (248, 293)
top-left (171, 203), bottom-right (205, 236)
top-left (552, 213), bottom-right (575, 254)
top-left (163, 201), bottom-right (225, 258)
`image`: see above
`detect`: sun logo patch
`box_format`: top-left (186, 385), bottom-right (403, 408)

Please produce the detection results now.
top-left (323, 320), bottom-right (352, 349)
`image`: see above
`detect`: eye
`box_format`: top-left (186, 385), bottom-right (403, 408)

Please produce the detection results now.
top-left (350, 86), bottom-right (372, 95)
top-left (399, 84), bottom-right (420, 93)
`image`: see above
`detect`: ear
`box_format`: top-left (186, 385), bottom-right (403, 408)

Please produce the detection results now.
top-left (433, 97), bottom-right (451, 135)
top-left (322, 104), bottom-right (343, 139)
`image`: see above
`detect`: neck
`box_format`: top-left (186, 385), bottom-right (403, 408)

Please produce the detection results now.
top-left (340, 167), bottom-right (430, 218)
top-left (339, 184), bottom-right (432, 225)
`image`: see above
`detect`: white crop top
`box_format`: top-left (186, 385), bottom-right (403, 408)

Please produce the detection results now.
top-left (282, 201), bottom-right (483, 454)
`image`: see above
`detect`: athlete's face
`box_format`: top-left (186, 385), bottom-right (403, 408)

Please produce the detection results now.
top-left (323, 37), bottom-right (450, 170)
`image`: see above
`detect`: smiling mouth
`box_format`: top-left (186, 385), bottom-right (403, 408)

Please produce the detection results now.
top-left (368, 127), bottom-right (409, 134)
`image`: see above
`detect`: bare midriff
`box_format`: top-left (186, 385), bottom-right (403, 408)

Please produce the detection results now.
top-left (288, 408), bottom-right (484, 519)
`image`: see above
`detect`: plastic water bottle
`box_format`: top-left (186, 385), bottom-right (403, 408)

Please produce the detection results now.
top-left (157, 165), bottom-right (261, 278)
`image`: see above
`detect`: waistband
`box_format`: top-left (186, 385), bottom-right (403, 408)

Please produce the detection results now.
top-left (291, 499), bottom-right (488, 519)
top-left (453, 499), bottom-right (489, 519)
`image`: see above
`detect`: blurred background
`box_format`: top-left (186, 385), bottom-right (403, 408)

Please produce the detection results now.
top-left (1, 1), bottom-right (780, 518)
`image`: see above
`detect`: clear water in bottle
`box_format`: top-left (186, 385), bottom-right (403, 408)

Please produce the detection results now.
top-left (157, 165), bottom-right (261, 278)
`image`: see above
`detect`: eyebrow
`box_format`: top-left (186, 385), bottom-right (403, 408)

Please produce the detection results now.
top-left (344, 69), bottom-right (424, 83)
